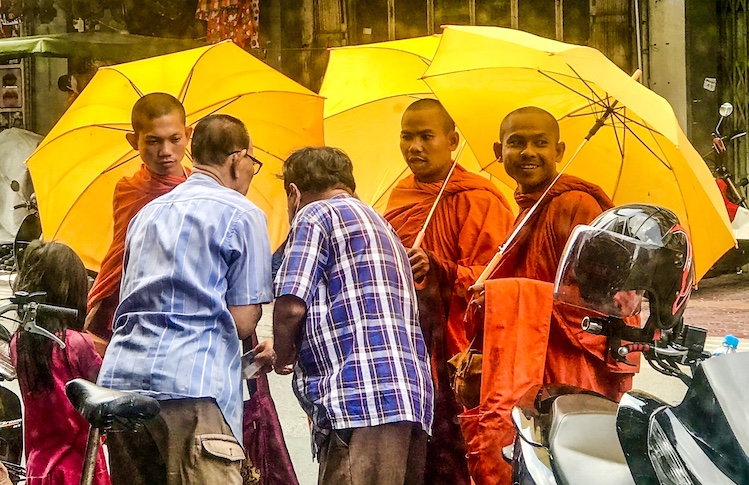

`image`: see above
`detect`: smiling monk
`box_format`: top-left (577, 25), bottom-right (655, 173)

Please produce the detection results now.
top-left (465, 106), bottom-right (637, 485)
top-left (385, 99), bottom-right (513, 485)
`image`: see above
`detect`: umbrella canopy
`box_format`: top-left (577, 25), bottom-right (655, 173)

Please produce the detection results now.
top-left (423, 25), bottom-right (733, 280)
top-left (321, 36), bottom-right (516, 214)
top-left (27, 41), bottom-right (323, 271)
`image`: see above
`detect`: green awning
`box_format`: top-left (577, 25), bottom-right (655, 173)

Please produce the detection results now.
top-left (0, 32), bottom-right (204, 61)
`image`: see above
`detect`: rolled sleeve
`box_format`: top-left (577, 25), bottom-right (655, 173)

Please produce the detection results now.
top-left (225, 208), bottom-right (273, 306)
top-left (274, 212), bottom-right (328, 305)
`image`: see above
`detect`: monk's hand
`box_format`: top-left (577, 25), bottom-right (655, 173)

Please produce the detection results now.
top-left (468, 283), bottom-right (486, 309)
top-left (252, 338), bottom-right (276, 375)
top-left (407, 247), bottom-right (430, 282)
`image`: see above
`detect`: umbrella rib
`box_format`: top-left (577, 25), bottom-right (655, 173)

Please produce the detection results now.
top-left (371, 167), bottom-right (412, 208)
top-left (610, 109), bottom-right (627, 201)
top-left (565, 64), bottom-right (611, 108)
top-left (611, 111), bottom-right (671, 170)
top-left (537, 70), bottom-right (604, 108)
top-left (51, 152), bottom-right (141, 239)
top-left (101, 151), bottom-right (140, 174)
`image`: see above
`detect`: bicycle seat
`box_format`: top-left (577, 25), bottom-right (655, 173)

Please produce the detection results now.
top-left (65, 378), bottom-right (160, 429)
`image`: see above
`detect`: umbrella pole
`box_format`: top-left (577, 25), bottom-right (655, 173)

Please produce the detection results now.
top-left (474, 102), bottom-right (622, 285)
top-left (412, 141), bottom-right (467, 249)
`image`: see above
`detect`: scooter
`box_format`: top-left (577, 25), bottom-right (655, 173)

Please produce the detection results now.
top-left (507, 312), bottom-right (747, 484)
top-left (0, 179), bottom-right (41, 272)
top-left (703, 102), bottom-right (749, 277)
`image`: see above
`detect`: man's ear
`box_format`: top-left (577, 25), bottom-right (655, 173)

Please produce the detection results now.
top-left (185, 126), bottom-right (194, 141)
top-left (555, 140), bottom-right (566, 164)
top-left (125, 132), bottom-right (138, 152)
top-left (448, 130), bottom-right (460, 151)
top-left (493, 141), bottom-right (503, 162)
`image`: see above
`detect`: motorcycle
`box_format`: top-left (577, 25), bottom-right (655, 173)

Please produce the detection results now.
top-left (0, 179), bottom-right (41, 272)
top-left (506, 316), bottom-right (748, 484)
top-left (704, 102), bottom-right (749, 277)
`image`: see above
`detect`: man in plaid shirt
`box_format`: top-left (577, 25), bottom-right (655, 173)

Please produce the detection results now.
top-left (273, 146), bottom-right (434, 485)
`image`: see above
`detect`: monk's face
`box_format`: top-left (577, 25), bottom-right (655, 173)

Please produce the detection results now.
top-left (126, 111), bottom-right (192, 177)
top-left (495, 111), bottom-right (565, 194)
top-left (400, 107), bottom-right (459, 183)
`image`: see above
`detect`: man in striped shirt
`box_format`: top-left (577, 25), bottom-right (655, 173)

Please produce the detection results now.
top-left (98, 114), bottom-right (273, 484)
top-left (274, 146), bottom-right (434, 485)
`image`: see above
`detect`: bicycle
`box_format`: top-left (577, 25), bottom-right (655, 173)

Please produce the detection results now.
top-left (0, 290), bottom-right (159, 485)
top-left (0, 289), bottom-right (82, 483)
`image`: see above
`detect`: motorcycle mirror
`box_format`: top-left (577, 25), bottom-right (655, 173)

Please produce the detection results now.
top-left (719, 102), bottom-right (734, 118)
top-left (9, 180), bottom-right (19, 192)
top-left (730, 131), bottom-right (747, 141)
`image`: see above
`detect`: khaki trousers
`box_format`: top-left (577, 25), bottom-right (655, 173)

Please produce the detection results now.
top-left (318, 422), bottom-right (428, 485)
top-left (107, 398), bottom-right (243, 485)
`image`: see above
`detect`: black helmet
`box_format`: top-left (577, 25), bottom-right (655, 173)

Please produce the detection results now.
top-left (554, 204), bottom-right (694, 330)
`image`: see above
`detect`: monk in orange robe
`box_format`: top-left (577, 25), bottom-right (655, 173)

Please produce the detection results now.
top-left (466, 106), bottom-right (638, 484)
top-left (85, 93), bottom-right (192, 352)
top-left (385, 99), bottom-right (514, 485)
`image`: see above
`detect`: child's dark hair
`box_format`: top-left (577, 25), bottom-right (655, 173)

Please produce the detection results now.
top-left (13, 241), bottom-right (88, 393)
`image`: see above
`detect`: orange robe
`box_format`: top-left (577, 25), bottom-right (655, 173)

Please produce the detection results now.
top-left (467, 174), bottom-right (639, 484)
top-left (385, 164), bottom-right (513, 485)
top-left (385, 164), bottom-right (514, 356)
top-left (85, 165), bottom-right (188, 345)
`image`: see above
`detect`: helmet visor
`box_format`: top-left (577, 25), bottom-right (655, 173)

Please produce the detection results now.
top-left (554, 225), bottom-right (662, 318)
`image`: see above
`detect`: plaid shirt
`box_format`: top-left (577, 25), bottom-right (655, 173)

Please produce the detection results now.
top-left (275, 194), bottom-right (433, 457)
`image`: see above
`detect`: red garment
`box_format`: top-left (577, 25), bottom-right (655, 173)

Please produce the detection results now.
top-left (491, 174), bottom-right (637, 401)
top-left (460, 278), bottom-right (554, 485)
top-left (10, 331), bottom-right (109, 485)
top-left (85, 165), bottom-right (188, 341)
top-left (196, 0), bottom-right (260, 48)
top-left (385, 164), bottom-right (514, 356)
top-left (717, 178), bottom-right (739, 221)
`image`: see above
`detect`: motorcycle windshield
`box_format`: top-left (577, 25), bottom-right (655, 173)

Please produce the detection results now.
top-left (671, 352), bottom-right (749, 481)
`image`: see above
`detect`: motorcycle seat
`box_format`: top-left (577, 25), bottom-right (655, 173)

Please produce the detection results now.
top-left (548, 394), bottom-right (635, 485)
top-left (65, 378), bottom-right (160, 430)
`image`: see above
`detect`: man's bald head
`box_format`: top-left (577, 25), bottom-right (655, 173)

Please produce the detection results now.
top-left (131, 93), bottom-right (186, 135)
top-left (403, 98), bottom-right (456, 134)
top-left (499, 106), bottom-right (559, 143)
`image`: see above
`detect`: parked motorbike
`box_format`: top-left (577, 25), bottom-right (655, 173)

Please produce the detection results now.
top-left (704, 102), bottom-right (749, 277)
top-left (508, 204), bottom-right (745, 484)
top-left (0, 179), bottom-right (41, 272)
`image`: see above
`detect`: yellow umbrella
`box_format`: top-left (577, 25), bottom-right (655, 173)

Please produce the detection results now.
top-left (422, 25), bottom-right (733, 280)
top-left (321, 36), bottom-right (516, 214)
top-left (27, 41), bottom-right (323, 271)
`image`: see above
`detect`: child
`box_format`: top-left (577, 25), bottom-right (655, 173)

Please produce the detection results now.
top-left (10, 241), bottom-right (110, 485)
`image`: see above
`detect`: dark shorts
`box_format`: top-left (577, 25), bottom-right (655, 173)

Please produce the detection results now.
top-left (107, 397), bottom-right (243, 485)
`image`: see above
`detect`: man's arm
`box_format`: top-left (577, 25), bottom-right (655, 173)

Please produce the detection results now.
top-left (272, 294), bottom-right (307, 374)
top-left (229, 304), bottom-right (263, 340)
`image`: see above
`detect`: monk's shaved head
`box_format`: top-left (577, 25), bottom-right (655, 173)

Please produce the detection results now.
top-left (500, 106), bottom-right (559, 142)
top-left (131, 93), bottom-right (186, 135)
top-left (403, 99), bottom-right (456, 134)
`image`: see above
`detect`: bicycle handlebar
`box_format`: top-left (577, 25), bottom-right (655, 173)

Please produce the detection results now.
top-left (36, 304), bottom-right (78, 321)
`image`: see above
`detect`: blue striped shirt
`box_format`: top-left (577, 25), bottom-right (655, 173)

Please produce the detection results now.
top-left (98, 173), bottom-right (273, 444)
top-left (275, 194), bottom-right (433, 456)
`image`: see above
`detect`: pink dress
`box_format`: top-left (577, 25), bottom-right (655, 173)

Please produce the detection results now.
top-left (10, 331), bottom-right (110, 485)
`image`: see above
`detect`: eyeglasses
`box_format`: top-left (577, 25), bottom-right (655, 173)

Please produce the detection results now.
top-left (229, 149), bottom-right (263, 175)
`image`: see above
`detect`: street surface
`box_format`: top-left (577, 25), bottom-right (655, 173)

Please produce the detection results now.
top-left (0, 270), bottom-right (746, 483)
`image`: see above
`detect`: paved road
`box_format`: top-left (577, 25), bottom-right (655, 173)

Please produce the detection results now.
top-left (0, 271), bottom-right (745, 484)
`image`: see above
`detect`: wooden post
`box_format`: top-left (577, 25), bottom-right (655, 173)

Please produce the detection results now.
top-left (388, 0), bottom-right (395, 40)
top-left (555, 0), bottom-right (564, 40)
top-left (510, 0), bottom-right (519, 29)
top-left (427, 0), bottom-right (435, 34)
top-left (469, 0), bottom-right (476, 26)
top-left (301, 0), bottom-right (314, 88)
